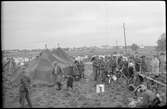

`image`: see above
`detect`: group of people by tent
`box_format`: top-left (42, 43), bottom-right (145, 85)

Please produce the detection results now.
top-left (91, 52), bottom-right (166, 107)
top-left (12, 47), bottom-right (85, 108)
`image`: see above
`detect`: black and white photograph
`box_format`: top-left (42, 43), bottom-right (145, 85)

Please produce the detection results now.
top-left (2, 1), bottom-right (166, 108)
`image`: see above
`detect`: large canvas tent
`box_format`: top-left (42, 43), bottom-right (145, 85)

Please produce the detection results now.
top-left (24, 48), bottom-right (75, 84)
top-left (25, 50), bottom-right (55, 84)
top-left (3, 58), bottom-right (17, 75)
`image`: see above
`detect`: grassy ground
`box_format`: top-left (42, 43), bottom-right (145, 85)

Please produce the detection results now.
top-left (3, 62), bottom-right (134, 108)
top-left (3, 47), bottom-right (166, 108)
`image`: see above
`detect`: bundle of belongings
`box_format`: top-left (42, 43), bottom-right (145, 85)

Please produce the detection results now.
top-left (128, 84), bottom-right (162, 108)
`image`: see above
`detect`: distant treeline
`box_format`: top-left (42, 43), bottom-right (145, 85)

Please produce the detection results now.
top-left (3, 46), bottom-right (157, 58)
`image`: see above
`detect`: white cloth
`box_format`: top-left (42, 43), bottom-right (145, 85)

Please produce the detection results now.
top-left (112, 75), bottom-right (117, 81)
top-left (96, 84), bottom-right (105, 93)
top-left (129, 62), bottom-right (134, 67)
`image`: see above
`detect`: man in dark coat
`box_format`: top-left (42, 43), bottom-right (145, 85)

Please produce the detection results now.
top-left (79, 61), bottom-right (85, 79)
top-left (99, 59), bottom-right (105, 83)
top-left (128, 59), bottom-right (135, 84)
top-left (92, 57), bottom-right (99, 81)
top-left (19, 70), bottom-right (32, 108)
top-left (134, 55), bottom-right (141, 72)
top-left (141, 56), bottom-right (147, 73)
top-left (112, 56), bottom-right (117, 74)
top-left (66, 75), bottom-right (74, 90)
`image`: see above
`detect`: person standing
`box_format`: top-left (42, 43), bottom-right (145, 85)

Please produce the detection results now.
top-left (66, 75), bottom-right (74, 90)
top-left (128, 58), bottom-right (136, 84)
top-left (111, 56), bottom-right (117, 74)
top-left (159, 52), bottom-right (166, 73)
top-left (134, 55), bottom-right (141, 72)
top-left (80, 61), bottom-right (85, 79)
top-left (19, 69), bottom-right (32, 108)
top-left (53, 63), bottom-right (64, 90)
top-left (141, 56), bottom-right (147, 73)
top-left (97, 58), bottom-right (101, 82)
top-left (93, 57), bottom-right (100, 81)
top-left (99, 58), bottom-right (105, 83)
top-left (151, 55), bottom-right (160, 76)
top-left (92, 57), bottom-right (98, 81)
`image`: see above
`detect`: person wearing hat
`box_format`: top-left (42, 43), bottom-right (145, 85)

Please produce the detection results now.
top-left (19, 68), bottom-right (32, 108)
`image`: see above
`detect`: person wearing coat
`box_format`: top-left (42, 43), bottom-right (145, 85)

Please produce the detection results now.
top-left (127, 58), bottom-right (136, 84)
top-left (92, 58), bottom-right (99, 81)
top-left (19, 69), bottom-right (32, 108)
top-left (151, 55), bottom-right (160, 76)
top-left (141, 56), bottom-right (147, 73)
top-left (159, 53), bottom-right (166, 73)
top-left (66, 75), bottom-right (74, 90)
top-left (53, 63), bottom-right (64, 90)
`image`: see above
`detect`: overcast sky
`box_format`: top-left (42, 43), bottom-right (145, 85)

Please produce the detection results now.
top-left (2, 1), bottom-right (166, 50)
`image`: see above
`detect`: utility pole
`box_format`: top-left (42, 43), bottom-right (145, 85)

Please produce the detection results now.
top-left (123, 23), bottom-right (127, 54)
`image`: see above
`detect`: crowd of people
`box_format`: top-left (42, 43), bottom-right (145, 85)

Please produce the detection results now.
top-left (92, 52), bottom-right (166, 84)
top-left (15, 52), bottom-right (166, 108)
top-left (91, 52), bottom-right (166, 107)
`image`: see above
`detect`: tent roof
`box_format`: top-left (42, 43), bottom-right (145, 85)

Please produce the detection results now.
top-left (51, 47), bottom-right (74, 65)
top-left (25, 48), bottom-right (74, 74)
top-left (25, 52), bottom-right (54, 75)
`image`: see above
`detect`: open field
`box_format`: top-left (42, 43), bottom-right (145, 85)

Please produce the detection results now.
top-left (3, 47), bottom-right (166, 108)
top-left (3, 62), bottom-right (135, 108)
